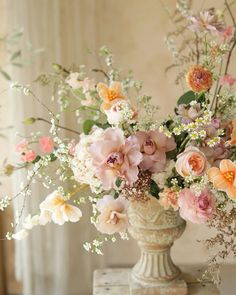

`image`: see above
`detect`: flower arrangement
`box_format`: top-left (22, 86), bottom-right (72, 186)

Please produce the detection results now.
top-left (2, 0), bottom-right (236, 284)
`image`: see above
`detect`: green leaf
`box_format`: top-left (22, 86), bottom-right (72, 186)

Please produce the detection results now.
top-left (166, 149), bottom-right (177, 160)
top-left (149, 180), bottom-right (160, 198)
top-left (32, 155), bottom-right (41, 164)
top-left (0, 70), bottom-right (11, 81)
top-left (177, 91), bottom-right (195, 105)
top-left (49, 153), bottom-right (57, 162)
top-left (22, 117), bottom-right (36, 125)
top-left (115, 178), bottom-right (122, 188)
top-left (10, 50), bottom-right (21, 61)
top-left (83, 120), bottom-right (96, 135)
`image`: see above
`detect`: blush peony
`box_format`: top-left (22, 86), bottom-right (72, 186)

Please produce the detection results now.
top-left (178, 188), bottom-right (216, 224)
top-left (90, 128), bottom-right (143, 190)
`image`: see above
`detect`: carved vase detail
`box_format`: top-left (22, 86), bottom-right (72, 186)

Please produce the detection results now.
top-left (128, 195), bottom-right (187, 293)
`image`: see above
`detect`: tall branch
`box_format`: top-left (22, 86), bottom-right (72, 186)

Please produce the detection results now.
top-left (36, 117), bottom-right (80, 136)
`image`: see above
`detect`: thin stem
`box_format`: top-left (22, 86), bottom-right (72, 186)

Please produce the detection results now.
top-left (195, 33), bottom-right (200, 64)
top-left (213, 1), bottom-right (236, 113)
top-left (225, 0), bottom-right (236, 29)
top-left (68, 184), bottom-right (88, 199)
top-left (92, 68), bottom-right (109, 80)
top-left (210, 58), bottom-right (224, 111)
top-left (36, 117), bottom-right (80, 136)
top-left (29, 91), bottom-right (55, 117)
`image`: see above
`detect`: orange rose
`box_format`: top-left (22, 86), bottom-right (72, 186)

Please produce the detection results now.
top-left (186, 65), bottom-right (213, 92)
top-left (176, 146), bottom-right (208, 177)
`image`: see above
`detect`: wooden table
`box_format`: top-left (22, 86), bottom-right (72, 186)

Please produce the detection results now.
top-left (93, 267), bottom-right (220, 294)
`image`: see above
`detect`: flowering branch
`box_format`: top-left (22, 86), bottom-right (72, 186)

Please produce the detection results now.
top-left (213, 1), bottom-right (236, 112)
top-left (36, 117), bottom-right (80, 136)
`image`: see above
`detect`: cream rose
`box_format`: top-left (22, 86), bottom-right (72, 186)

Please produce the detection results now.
top-left (96, 195), bottom-right (129, 235)
top-left (176, 146), bottom-right (208, 177)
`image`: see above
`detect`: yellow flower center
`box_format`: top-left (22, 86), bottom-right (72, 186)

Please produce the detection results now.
top-left (223, 171), bottom-right (235, 183)
top-left (108, 90), bottom-right (119, 101)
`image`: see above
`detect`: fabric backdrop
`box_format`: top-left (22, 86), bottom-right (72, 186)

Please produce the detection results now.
top-left (2, 0), bottom-right (234, 295)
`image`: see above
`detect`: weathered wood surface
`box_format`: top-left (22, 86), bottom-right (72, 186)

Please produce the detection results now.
top-left (93, 267), bottom-right (220, 295)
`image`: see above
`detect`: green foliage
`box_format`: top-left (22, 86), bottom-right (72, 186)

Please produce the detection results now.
top-left (0, 70), bottom-right (11, 81)
top-left (49, 153), bottom-right (57, 162)
top-left (83, 120), bottom-right (96, 135)
top-left (177, 90), bottom-right (195, 105)
top-left (115, 178), bottom-right (122, 188)
top-left (32, 155), bottom-right (41, 164)
top-left (149, 180), bottom-right (160, 198)
top-left (22, 117), bottom-right (36, 125)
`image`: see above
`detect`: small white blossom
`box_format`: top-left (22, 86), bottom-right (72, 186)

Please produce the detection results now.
top-left (23, 214), bottom-right (40, 230)
top-left (12, 229), bottom-right (28, 240)
top-left (0, 196), bottom-right (11, 211)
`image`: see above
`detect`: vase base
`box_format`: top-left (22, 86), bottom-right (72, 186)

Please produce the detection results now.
top-left (129, 277), bottom-right (188, 295)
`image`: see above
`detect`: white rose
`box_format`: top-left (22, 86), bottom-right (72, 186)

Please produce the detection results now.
top-left (105, 100), bottom-right (134, 125)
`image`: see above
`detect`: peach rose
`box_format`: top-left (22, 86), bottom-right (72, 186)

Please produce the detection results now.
top-left (176, 146), bottom-right (208, 177)
top-left (159, 188), bottom-right (179, 211)
top-left (96, 195), bottom-right (129, 235)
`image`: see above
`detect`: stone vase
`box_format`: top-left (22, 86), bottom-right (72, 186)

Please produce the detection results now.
top-left (128, 196), bottom-right (187, 294)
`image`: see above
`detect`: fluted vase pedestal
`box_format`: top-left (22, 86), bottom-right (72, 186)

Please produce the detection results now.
top-left (128, 196), bottom-right (187, 295)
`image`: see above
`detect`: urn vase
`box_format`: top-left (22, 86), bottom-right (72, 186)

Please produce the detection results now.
top-left (128, 196), bottom-right (188, 294)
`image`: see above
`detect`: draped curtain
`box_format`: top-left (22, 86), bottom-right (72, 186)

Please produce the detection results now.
top-left (2, 1), bottom-right (226, 294)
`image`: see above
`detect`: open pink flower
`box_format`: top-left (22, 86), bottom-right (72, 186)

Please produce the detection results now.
top-left (90, 128), bottom-right (142, 190)
top-left (178, 188), bottom-right (216, 224)
top-left (16, 139), bottom-right (28, 153)
top-left (188, 9), bottom-right (225, 34)
top-left (39, 136), bottom-right (54, 153)
top-left (96, 195), bottom-right (129, 234)
top-left (176, 146), bottom-right (208, 177)
top-left (134, 130), bottom-right (176, 173)
top-left (220, 74), bottom-right (236, 87)
top-left (21, 150), bottom-right (37, 163)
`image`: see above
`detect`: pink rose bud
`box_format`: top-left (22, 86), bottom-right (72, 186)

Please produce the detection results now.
top-left (39, 136), bottom-right (54, 153)
top-left (16, 139), bottom-right (28, 153)
top-left (21, 150), bottom-right (37, 163)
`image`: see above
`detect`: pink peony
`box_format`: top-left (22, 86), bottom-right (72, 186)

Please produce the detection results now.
top-left (134, 130), bottom-right (176, 173)
top-left (178, 188), bottom-right (216, 224)
top-left (96, 195), bottom-right (129, 234)
top-left (220, 74), bottom-right (236, 87)
top-left (39, 136), bottom-right (54, 153)
top-left (176, 146), bottom-right (208, 177)
top-left (21, 150), bottom-right (37, 163)
top-left (16, 139), bottom-right (28, 153)
top-left (90, 128), bottom-right (143, 190)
